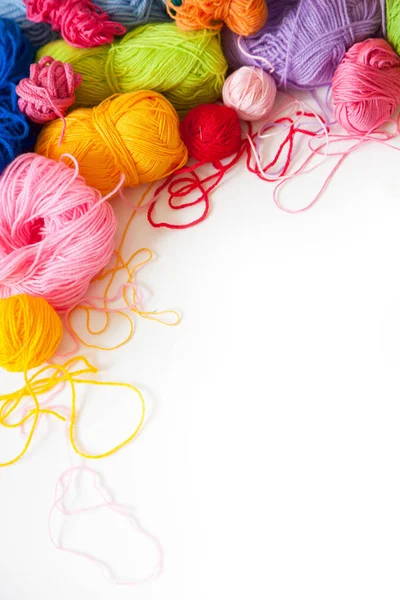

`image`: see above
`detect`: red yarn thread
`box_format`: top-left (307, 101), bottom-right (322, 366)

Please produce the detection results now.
top-left (16, 56), bottom-right (82, 125)
top-left (25, 0), bottom-right (126, 48)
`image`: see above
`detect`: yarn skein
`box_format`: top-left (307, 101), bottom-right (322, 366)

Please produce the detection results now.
top-left (36, 23), bottom-right (227, 116)
top-left (25, 0), bottom-right (126, 48)
top-left (387, 0), bottom-right (400, 55)
top-left (0, 153), bottom-right (117, 313)
top-left (0, 1), bottom-right (54, 47)
top-left (223, 0), bottom-right (384, 89)
top-left (166, 0), bottom-right (267, 36)
top-left (332, 38), bottom-right (400, 134)
top-left (223, 66), bottom-right (277, 121)
top-left (0, 19), bottom-right (38, 174)
top-left (16, 56), bottom-right (82, 124)
top-left (95, 0), bottom-right (169, 27)
top-left (36, 90), bottom-right (188, 195)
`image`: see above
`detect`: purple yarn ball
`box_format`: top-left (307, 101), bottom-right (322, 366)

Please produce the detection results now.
top-left (223, 0), bottom-right (384, 90)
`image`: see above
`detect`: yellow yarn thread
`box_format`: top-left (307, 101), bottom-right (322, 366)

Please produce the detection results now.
top-left (36, 23), bottom-right (228, 116)
top-left (35, 91), bottom-right (188, 195)
top-left (0, 295), bottom-right (145, 467)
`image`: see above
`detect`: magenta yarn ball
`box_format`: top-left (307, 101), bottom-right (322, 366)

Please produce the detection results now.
top-left (222, 66), bottom-right (277, 121)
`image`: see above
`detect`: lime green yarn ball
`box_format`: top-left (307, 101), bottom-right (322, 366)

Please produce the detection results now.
top-left (387, 0), bottom-right (400, 55)
top-left (37, 23), bottom-right (227, 116)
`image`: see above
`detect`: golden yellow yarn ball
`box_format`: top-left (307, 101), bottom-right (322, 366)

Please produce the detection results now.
top-left (0, 295), bottom-right (63, 372)
top-left (35, 90), bottom-right (189, 195)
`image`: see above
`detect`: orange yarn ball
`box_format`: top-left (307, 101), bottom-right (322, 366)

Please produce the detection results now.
top-left (35, 90), bottom-right (188, 195)
top-left (166, 0), bottom-right (268, 36)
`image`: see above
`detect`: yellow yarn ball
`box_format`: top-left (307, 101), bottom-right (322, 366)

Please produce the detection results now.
top-left (0, 295), bottom-right (63, 372)
top-left (35, 90), bottom-right (188, 195)
top-left (36, 23), bottom-right (227, 116)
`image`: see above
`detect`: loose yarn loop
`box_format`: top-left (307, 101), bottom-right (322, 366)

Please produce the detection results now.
top-left (0, 153), bottom-right (117, 313)
top-left (180, 103), bottom-right (242, 162)
top-left (0, 1), bottom-right (54, 47)
top-left (223, 0), bottom-right (384, 89)
top-left (36, 90), bottom-right (188, 194)
top-left (166, 0), bottom-right (267, 36)
top-left (25, 0), bottom-right (126, 48)
top-left (16, 56), bottom-right (82, 124)
top-left (387, 0), bottom-right (400, 55)
top-left (222, 66), bottom-right (277, 121)
top-left (0, 294), bottom-right (62, 372)
top-left (332, 38), bottom-right (400, 134)
top-left (37, 23), bottom-right (227, 116)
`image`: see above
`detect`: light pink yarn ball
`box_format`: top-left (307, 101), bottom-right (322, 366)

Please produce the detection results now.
top-left (222, 66), bottom-right (277, 121)
top-left (0, 153), bottom-right (117, 313)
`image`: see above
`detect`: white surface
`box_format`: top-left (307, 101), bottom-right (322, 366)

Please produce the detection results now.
top-left (1, 100), bottom-right (400, 600)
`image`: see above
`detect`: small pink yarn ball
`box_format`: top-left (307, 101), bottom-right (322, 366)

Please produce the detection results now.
top-left (332, 38), bottom-right (400, 135)
top-left (16, 56), bottom-right (82, 124)
top-left (0, 153), bottom-right (116, 313)
top-left (222, 66), bottom-right (277, 121)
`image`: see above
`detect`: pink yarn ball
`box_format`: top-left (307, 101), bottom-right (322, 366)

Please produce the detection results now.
top-left (16, 56), bottom-right (82, 124)
top-left (332, 38), bottom-right (400, 135)
top-left (0, 153), bottom-right (117, 313)
top-left (222, 66), bottom-right (277, 121)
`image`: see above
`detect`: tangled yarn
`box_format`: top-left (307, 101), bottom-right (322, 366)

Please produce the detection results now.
top-left (223, 0), bottom-right (384, 89)
top-left (36, 90), bottom-right (188, 194)
top-left (37, 23), bottom-right (227, 116)
top-left (16, 56), bottom-right (82, 124)
top-left (0, 153), bottom-right (117, 313)
top-left (223, 66), bottom-right (277, 121)
top-left (95, 0), bottom-right (169, 27)
top-left (25, 0), bottom-right (126, 48)
top-left (387, 0), bottom-right (400, 55)
top-left (0, 1), bottom-right (54, 47)
top-left (180, 104), bottom-right (242, 162)
top-left (332, 38), bottom-right (400, 134)
top-left (0, 294), bottom-right (62, 372)
top-left (166, 0), bottom-right (267, 36)
top-left (0, 19), bottom-right (37, 173)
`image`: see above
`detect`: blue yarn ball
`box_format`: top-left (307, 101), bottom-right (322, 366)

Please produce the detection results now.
top-left (0, 18), bottom-right (34, 86)
top-left (94, 0), bottom-right (169, 27)
top-left (0, 1), bottom-right (55, 48)
top-left (0, 84), bottom-right (37, 174)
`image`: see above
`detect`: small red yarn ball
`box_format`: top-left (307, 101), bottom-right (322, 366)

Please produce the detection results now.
top-left (180, 103), bottom-right (242, 163)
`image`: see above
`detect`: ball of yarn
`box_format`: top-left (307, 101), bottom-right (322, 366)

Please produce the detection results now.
top-left (387, 0), bottom-right (400, 55)
top-left (0, 294), bottom-right (63, 372)
top-left (222, 66), bottom-right (277, 121)
top-left (223, 0), bottom-right (384, 89)
top-left (16, 56), bottom-right (82, 124)
top-left (0, 17), bottom-right (34, 86)
top-left (36, 90), bottom-right (188, 194)
top-left (0, 1), bottom-right (55, 47)
top-left (25, 0), bottom-right (126, 48)
top-left (166, 0), bottom-right (267, 36)
top-left (36, 22), bottom-right (227, 116)
top-left (180, 103), bottom-right (242, 162)
top-left (0, 85), bottom-right (34, 174)
top-left (332, 38), bottom-right (400, 134)
top-left (95, 0), bottom-right (169, 27)
top-left (0, 153), bottom-right (117, 313)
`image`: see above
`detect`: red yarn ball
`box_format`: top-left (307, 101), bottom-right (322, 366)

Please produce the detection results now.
top-left (180, 103), bottom-right (242, 163)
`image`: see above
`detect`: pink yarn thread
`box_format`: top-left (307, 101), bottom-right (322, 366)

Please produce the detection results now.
top-left (16, 56), bottom-right (82, 127)
top-left (223, 66), bottom-right (277, 121)
top-left (49, 466), bottom-right (164, 585)
top-left (0, 153), bottom-right (117, 313)
top-left (25, 0), bottom-right (126, 48)
top-left (332, 38), bottom-right (400, 135)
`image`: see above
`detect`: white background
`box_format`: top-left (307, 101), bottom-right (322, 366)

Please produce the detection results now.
top-left (1, 95), bottom-right (400, 599)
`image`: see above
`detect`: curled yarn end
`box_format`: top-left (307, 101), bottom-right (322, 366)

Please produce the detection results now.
top-left (16, 56), bottom-right (82, 125)
top-left (24, 0), bottom-right (126, 48)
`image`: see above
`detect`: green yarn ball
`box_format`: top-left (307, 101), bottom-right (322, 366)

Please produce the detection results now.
top-left (387, 0), bottom-right (400, 55)
top-left (37, 23), bottom-right (227, 116)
